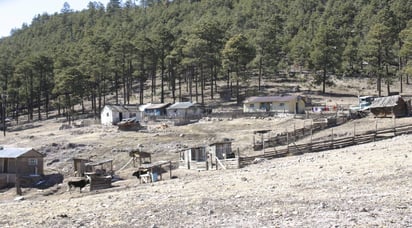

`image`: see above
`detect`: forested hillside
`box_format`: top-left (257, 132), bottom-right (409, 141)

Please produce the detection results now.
top-left (0, 0), bottom-right (412, 121)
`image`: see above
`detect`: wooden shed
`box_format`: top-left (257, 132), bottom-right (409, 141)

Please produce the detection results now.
top-left (209, 141), bottom-right (234, 160)
top-left (84, 159), bottom-right (114, 191)
top-left (209, 142), bottom-right (239, 170)
top-left (369, 95), bottom-right (409, 117)
top-left (129, 150), bottom-right (152, 167)
top-left (0, 147), bottom-right (45, 188)
top-left (178, 146), bottom-right (208, 170)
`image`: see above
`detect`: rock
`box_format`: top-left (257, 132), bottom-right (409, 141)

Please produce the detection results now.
top-left (14, 196), bottom-right (25, 201)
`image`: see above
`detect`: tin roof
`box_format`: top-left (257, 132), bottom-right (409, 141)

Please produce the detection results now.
top-left (0, 147), bottom-right (35, 158)
top-left (105, 104), bottom-right (138, 112)
top-left (145, 103), bottom-right (170, 110)
top-left (370, 95), bottom-right (402, 108)
top-left (167, 102), bottom-right (199, 109)
top-left (243, 95), bottom-right (298, 103)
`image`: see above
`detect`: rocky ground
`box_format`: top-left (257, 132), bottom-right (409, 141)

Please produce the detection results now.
top-left (0, 130), bottom-right (410, 227)
top-left (0, 112), bottom-right (411, 227)
top-left (1, 75), bottom-right (412, 227)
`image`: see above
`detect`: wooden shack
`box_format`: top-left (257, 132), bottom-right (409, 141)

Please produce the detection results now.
top-left (129, 150), bottom-right (152, 167)
top-left (369, 95), bottom-right (409, 117)
top-left (136, 160), bottom-right (172, 184)
top-left (73, 158), bottom-right (92, 177)
top-left (209, 141), bottom-right (233, 160)
top-left (209, 142), bottom-right (239, 170)
top-left (0, 147), bottom-right (45, 188)
top-left (73, 158), bottom-right (114, 191)
top-left (178, 146), bottom-right (208, 170)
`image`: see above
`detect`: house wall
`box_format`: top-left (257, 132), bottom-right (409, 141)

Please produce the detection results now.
top-left (243, 99), bottom-right (306, 114)
top-left (101, 106), bottom-right (115, 125)
top-left (145, 108), bottom-right (167, 116)
top-left (101, 106), bottom-right (139, 125)
top-left (167, 109), bottom-right (186, 118)
top-left (167, 107), bottom-right (203, 118)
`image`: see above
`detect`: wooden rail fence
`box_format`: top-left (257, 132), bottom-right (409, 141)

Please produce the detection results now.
top-left (240, 124), bottom-right (412, 166)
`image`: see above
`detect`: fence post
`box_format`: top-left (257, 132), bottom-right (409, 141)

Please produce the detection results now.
top-left (393, 114), bottom-right (396, 136)
top-left (353, 122), bottom-right (356, 144)
top-left (374, 119), bottom-right (378, 141)
top-left (237, 148), bottom-right (240, 168)
top-left (331, 128), bottom-right (334, 149)
top-left (286, 130), bottom-right (289, 153)
top-left (310, 121), bottom-right (313, 152)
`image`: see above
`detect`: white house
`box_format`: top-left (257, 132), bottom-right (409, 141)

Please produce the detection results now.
top-left (243, 95), bottom-right (306, 114)
top-left (101, 104), bottom-right (140, 125)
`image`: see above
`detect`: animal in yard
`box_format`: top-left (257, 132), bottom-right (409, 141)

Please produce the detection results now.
top-left (132, 169), bottom-right (149, 179)
top-left (67, 176), bottom-right (90, 193)
top-left (156, 123), bottom-right (168, 130)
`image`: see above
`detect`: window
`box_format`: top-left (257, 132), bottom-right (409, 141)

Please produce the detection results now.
top-left (249, 104), bottom-right (254, 108)
top-left (28, 158), bottom-right (38, 166)
top-left (106, 113), bottom-right (109, 117)
top-left (279, 103), bottom-right (285, 107)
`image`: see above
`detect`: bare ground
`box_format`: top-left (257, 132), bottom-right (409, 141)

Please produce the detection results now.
top-left (0, 113), bottom-right (411, 227)
top-left (0, 76), bottom-right (412, 227)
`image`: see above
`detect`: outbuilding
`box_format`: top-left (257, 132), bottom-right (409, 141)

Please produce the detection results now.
top-left (178, 146), bottom-right (208, 170)
top-left (0, 147), bottom-right (45, 188)
top-left (369, 95), bottom-right (409, 117)
top-left (101, 104), bottom-right (140, 125)
top-left (166, 102), bottom-right (204, 119)
top-left (144, 103), bottom-right (171, 117)
top-left (243, 95), bottom-right (306, 114)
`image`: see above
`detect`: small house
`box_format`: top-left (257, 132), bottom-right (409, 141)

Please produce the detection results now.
top-left (0, 147), bottom-right (45, 188)
top-left (101, 104), bottom-right (140, 125)
top-left (243, 95), bottom-right (305, 114)
top-left (369, 95), bottom-right (409, 117)
top-left (167, 102), bottom-right (204, 118)
top-left (178, 146), bottom-right (208, 170)
top-left (144, 103), bottom-right (171, 117)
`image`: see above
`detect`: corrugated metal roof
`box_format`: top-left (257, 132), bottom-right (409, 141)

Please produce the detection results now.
top-left (244, 95), bottom-right (298, 103)
top-left (145, 103), bottom-right (170, 110)
top-left (167, 102), bottom-right (199, 109)
top-left (106, 104), bottom-right (138, 112)
top-left (138, 103), bottom-right (151, 112)
top-left (369, 95), bottom-right (402, 108)
top-left (0, 147), bottom-right (33, 158)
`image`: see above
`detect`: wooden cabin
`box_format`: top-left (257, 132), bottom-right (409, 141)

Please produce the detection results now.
top-left (0, 147), bottom-right (45, 188)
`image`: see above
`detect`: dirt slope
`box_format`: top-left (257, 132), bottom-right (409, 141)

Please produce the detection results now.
top-left (0, 132), bottom-right (410, 227)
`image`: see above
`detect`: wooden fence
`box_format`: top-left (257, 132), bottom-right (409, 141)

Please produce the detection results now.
top-left (240, 124), bottom-right (412, 166)
top-left (253, 116), bottom-right (348, 150)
